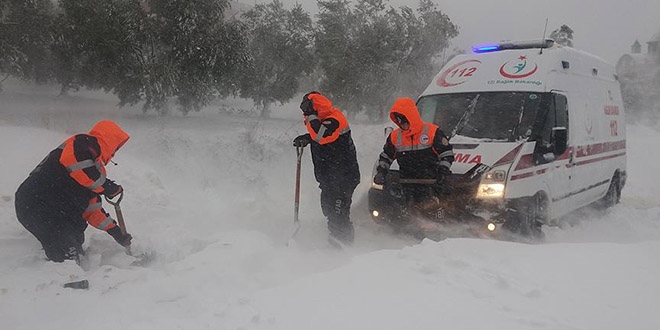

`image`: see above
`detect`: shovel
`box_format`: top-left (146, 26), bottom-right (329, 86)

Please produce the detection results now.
top-left (288, 145), bottom-right (305, 244)
top-left (105, 191), bottom-right (154, 266)
top-left (104, 191), bottom-right (132, 255)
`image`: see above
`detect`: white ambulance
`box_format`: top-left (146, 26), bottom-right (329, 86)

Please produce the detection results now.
top-left (368, 39), bottom-right (627, 237)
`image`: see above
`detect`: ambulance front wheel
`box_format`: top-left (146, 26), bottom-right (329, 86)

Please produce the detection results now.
top-left (503, 193), bottom-right (547, 240)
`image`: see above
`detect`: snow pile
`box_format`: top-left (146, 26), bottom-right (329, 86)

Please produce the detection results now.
top-left (1, 84), bottom-right (660, 330)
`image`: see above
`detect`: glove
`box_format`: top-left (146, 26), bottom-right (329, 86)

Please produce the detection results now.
top-left (300, 91), bottom-right (320, 116)
top-left (293, 134), bottom-right (311, 147)
top-left (108, 226), bottom-right (132, 247)
top-left (373, 168), bottom-right (387, 185)
top-left (103, 180), bottom-right (123, 198)
top-left (436, 167), bottom-right (451, 185)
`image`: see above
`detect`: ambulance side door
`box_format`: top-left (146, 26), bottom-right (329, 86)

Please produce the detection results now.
top-left (548, 92), bottom-right (573, 216)
top-left (534, 92), bottom-right (573, 216)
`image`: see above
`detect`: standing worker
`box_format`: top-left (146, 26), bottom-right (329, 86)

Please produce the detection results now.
top-left (293, 91), bottom-right (360, 247)
top-left (374, 97), bottom-right (455, 209)
top-left (15, 120), bottom-right (133, 263)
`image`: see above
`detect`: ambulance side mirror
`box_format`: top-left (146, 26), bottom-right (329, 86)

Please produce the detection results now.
top-left (384, 126), bottom-right (394, 137)
top-left (552, 127), bottom-right (568, 155)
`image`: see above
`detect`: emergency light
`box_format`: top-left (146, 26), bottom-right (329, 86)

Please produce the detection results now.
top-left (473, 44), bottom-right (500, 53)
top-left (472, 39), bottom-right (556, 53)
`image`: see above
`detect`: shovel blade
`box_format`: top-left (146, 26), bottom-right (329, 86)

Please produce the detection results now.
top-left (129, 251), bottom-right (156, 266)
top-left (124, 244), bottom-right (156, 267)
top-left (286, 221), bottom-right (301, 246)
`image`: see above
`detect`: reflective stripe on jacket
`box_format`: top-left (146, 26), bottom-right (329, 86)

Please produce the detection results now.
top-left (305, 112), bottom-right (351, 145)
top-left (391, 123), bottom-right (437, 153)
top-left (59, 136), bottom-right (107, 194)
top-left (82, 196), bottom-right (115, 230)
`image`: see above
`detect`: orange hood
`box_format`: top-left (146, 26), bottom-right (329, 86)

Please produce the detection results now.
top-left (88, 120), bottom-right (130, 164)
top-left (389, 98), bottom-right (423, 136)
top-left (309, 93), bottom-right (340, 119)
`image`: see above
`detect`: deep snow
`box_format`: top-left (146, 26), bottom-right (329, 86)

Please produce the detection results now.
top-left (1, 81), bottom-right (660, 330)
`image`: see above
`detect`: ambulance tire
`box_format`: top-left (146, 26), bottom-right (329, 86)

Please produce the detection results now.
top-left (503, 193), bottom-right (547, 240)
top-left (600, 172), bottom-right (621, 208)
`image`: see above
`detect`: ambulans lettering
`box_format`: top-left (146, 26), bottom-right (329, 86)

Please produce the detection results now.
top-left (454, 153), bottom-right (482, 163)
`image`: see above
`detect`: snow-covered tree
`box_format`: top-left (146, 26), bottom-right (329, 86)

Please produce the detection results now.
top-left (52, 0), bottom-right (249, 114)
top-left (393, 0), bottom-right (458, 100)
top-left (54, 0), bottom-right (150, 100)
top-left (240, 0), bottom-right (315, 118)
top-left (314, 0), bottom-right (457, 121)
top-left (0, 0), bottom-right (56, 88)
top-left (550, 24), bottom-right (574, 47)
top-left (124, 0), bottom-right (249, 114)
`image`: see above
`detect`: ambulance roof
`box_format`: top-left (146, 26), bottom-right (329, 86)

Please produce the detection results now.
top-left (421, 39), bottom-right (617, 96)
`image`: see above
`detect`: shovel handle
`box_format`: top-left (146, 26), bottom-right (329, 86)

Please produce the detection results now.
top-left (398, 178), bottom-right (438, 185)
top-left (294, 146), bottom-right (304, 224)
top-left (104, 191), bottom-right (133, 255)
top-left (104, 190), bottom-right (124, 206)
top-left (104, 191), bottom-right (127, 235)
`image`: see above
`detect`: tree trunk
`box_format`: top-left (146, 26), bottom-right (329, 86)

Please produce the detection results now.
top-left (260, 101), bottom-right (271, 118)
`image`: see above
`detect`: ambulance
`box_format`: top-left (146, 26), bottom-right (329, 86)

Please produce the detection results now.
top-left (368, 39), bottom-right (627, 237)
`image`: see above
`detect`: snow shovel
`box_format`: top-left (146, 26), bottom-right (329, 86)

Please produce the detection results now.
top-left (287, 145), bottom-right (305, 245)
top-left (105, 191), bottom-right (154, 266)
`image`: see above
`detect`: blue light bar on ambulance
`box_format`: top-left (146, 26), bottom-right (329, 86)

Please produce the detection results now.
top-left (472, 39), bottom-right (556, 53)
top-left (473, 44), bottom-right (500, 53)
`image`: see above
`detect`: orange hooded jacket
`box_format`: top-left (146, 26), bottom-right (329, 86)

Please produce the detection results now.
top-left (377, 98), bottom-right (454, 179)
top-left (58, 120), bottom-right (130, 230)
top-left (389, 98), bottom-right (439, 151)
top-left (304, 93), bottom-right (350, 145)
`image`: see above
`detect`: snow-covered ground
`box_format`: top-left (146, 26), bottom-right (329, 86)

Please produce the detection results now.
top-left (1, 81), bottom-right (660, 330)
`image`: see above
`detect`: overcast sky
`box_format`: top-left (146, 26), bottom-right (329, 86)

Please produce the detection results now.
top-left (274, 0), bottom-right (660, 64)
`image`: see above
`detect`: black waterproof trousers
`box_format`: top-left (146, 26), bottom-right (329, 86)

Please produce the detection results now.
top-left (15, 178), bottom-right (86, 262)
top-left (320, 183), bottom-right (357, 242)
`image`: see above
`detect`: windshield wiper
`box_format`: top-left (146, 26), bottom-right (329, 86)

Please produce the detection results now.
top-left (451, 94), bottom-right (480, 138)
top-left (511, 102), bottom-right (527, 141)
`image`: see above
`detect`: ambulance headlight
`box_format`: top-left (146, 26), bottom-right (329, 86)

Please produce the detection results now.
top-left (476, 166), bottom-right (509, 199)
top-left (477, 183), bottom-right (505, 198)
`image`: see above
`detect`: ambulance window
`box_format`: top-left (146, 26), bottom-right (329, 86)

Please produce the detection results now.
top-left (554, 93), bottom-right (568, 129)
top-left (417, 98), bottom-right (437, 123)
top-left (533, 94), bottom-right (556, 144)
top-left (418, 94), bottom-right (470, 132)
top-left (468, 92), bottom-right (526, 140)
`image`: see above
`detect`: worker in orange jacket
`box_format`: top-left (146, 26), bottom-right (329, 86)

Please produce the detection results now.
top-left (293, 92), bottom-right (360, 246)
top-left (15, 120), bottom-right (133, 263)
top-left (374, 98), bottom-right (455, 205)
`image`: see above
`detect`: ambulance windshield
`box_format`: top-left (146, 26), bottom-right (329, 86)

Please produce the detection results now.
top-left (417, 92), bottom-right (552, 142)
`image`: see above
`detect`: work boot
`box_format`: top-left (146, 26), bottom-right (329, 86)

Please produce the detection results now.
top-left (327, 220), bottom-right (354, 248)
